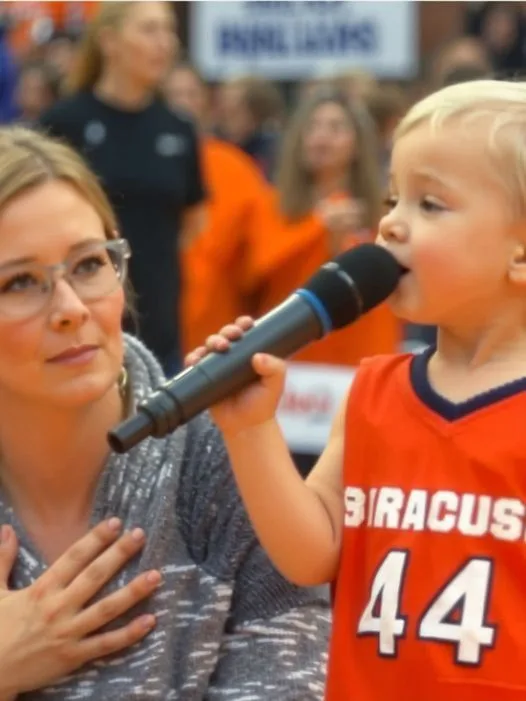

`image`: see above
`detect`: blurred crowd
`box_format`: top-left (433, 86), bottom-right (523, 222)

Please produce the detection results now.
top-left (0, 0), bottom-right (526, 466)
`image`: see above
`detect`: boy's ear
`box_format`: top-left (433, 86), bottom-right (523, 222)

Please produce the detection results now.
top-left (508, 244), bottom-right (526, 285)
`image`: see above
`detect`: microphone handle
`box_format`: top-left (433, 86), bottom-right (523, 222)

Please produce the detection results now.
top-left (174, 293), bottom-right (324, 415)
top-left (108, 294), bottom-right (324, 452)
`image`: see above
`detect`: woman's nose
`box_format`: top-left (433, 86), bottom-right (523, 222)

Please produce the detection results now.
top-left (47, 278), bottom-right (90, 331)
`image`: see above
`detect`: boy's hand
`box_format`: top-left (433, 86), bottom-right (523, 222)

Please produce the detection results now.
top-left (184, 316), bottom-right (286, 439)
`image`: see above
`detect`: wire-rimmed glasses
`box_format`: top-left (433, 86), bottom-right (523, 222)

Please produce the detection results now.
top-left (0, 238), bottom-right (131, 319)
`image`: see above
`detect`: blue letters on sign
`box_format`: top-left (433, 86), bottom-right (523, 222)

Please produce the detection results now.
top-left (244, 1), bottom-right (294, 14)
top-left (217, 20), bottom-right (377, 58)
top-left (295, 21), bottom-right (377, 55)
top-left (304, 1), bottom-right (346, 14)
top-left (218, 23), bottom-right (290, 57)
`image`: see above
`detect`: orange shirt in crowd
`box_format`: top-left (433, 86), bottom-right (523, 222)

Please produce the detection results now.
top-left (180, 135), bottom-right (271, 353)
top-left (5, 2), bottom-right (99, 58)
top-left (247, 190), bottom-right (400, 367)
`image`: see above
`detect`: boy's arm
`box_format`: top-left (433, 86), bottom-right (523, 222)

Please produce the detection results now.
top-left (222, 397), bottom-right (347, 586)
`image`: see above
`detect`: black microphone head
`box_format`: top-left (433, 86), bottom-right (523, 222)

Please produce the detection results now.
top-left (303, 243), bottom-right (401, 330)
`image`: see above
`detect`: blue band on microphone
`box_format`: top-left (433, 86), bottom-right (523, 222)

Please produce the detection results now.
top-left (296, 288), bottom-right (332, 336)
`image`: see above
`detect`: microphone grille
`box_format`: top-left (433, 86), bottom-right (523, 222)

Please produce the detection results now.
top-left (304, 244), bottom-right (401, 329)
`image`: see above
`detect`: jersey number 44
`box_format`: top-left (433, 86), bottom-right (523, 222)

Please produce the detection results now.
top-left (357, 549), bottom-right (496, 665)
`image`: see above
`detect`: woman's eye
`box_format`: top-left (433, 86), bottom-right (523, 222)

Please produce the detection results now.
top-left (73, 254), bottom-right (108, 276)
top-left (0, 272), bottom-right (39, 294)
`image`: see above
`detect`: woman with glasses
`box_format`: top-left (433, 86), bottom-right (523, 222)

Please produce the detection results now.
top-left (0, 127), bottom-right (329, 701)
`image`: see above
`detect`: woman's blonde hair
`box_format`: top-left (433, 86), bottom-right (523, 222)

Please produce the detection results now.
top-left (395, 79), bottom-right (526, 215)
top-left (0, 126), bottom-right (117, 235)
top-left (276, 88), bottom-right (382, 228)
top-left (0, 126), bottom-right (137, 316)
top-left (66, 1), bottom-right (137, 93)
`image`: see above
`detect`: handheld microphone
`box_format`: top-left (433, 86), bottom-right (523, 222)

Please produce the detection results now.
top-left (108, 243), bottom-right (401, 453)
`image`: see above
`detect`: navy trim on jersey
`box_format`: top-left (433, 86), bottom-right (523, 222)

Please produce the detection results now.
top-left (410, 346), bottom-right (526, 421)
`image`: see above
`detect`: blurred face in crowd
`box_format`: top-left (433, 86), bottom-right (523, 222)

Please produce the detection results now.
top-left (215, 83), bottom-right (255, 144)
top-left (15, 67), bottom-right (55, 121)
top-left (164, 67), bottom-right (208, 125)
top-left (102, 1), bottom-right (177, 89)
top-left (432, 38), bottom-right (491, 87)
top-left (0, 181), bottom-right (125, 409)
top-left (302, 101), bottom-right (356, 178)
top-left (482, 5), bottom-right (518, 53)
top-left (44, 37), bottom-right (76, 78)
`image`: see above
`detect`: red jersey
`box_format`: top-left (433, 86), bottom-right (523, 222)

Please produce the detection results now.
top-left (327, 350), bottom-right (526, 701)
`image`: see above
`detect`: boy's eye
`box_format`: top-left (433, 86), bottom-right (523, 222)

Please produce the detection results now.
top-left (382, 195), bottom-right (446, 213)
top-left (420, 197), bottom-right (445, 213)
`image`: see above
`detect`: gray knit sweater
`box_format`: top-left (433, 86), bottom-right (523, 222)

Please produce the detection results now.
top-left (2, 336), bottom-right (330, 700)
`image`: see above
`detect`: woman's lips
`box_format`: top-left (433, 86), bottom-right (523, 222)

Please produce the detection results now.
top-left (47, 345), bottom-right (99, 365)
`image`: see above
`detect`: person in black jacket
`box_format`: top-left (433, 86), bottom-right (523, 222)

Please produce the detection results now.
top-left (40, 1), bottom-right (206, 374)
top-left (464, 2), bottom-right (526, 75)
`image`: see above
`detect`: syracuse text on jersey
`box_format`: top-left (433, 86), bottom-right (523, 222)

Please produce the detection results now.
top-left (344, 486), bottom-right (526, 542)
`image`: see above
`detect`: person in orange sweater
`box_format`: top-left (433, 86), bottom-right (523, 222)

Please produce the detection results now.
top-left (164, 63), bottom-right (271, 354)
top-left (4, 2), bottom-right (99, 59)
top-left (248, 87), bottom-right (401, 369)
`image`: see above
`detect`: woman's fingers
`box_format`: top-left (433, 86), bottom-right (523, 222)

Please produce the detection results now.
top-left (61, 528), bottom-right (148, 608)
top-left (74, 614), bottom-right (157, 667)
top-left (73, 570), bottom-right (161, 636)
top-left (35, 519), bottom-right (123, 592)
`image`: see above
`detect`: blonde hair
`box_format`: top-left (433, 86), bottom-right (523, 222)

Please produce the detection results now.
top-left (277, 88), bottom-right (382, 227)
top-left (222, 75), bottom-right (285, 128)
top-left (364, 83), bottom-right (407, 137)
top-left (0, 126), bottom-right (117, 237)
top-left (331, 69), bottom-right (377, 102)
top-left (395, 80), bottom-right (526, 215)
top-left (66, 2), bottom-right (137, 93)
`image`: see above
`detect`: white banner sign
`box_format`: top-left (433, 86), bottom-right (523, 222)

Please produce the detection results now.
top-left (190, 1), bottom-right (417, 81)
top-left (276, 342), bottom-right (428, 454)
top-left (277, 362), bottom-right (355, 454)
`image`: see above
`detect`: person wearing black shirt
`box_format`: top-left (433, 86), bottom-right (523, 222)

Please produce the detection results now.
top-left (40, 2), bottom-right (206, 374)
